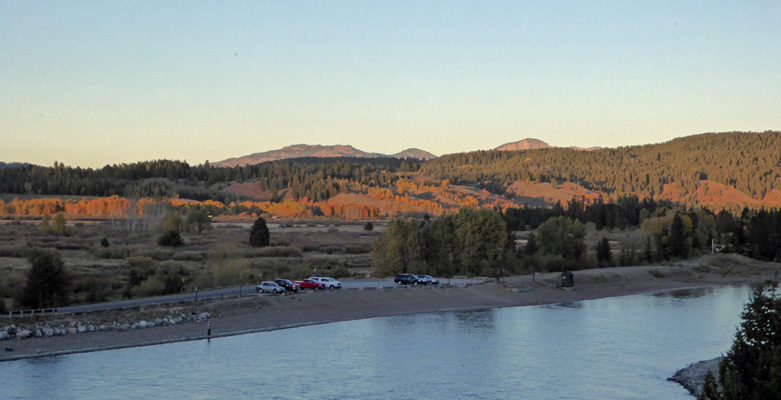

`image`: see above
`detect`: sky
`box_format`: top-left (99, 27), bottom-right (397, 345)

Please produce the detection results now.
top-left (2, 1), bottom-right (780, 169)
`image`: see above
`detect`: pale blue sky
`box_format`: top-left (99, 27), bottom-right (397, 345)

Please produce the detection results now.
top-left (2, 1), bottom-right (780, 168)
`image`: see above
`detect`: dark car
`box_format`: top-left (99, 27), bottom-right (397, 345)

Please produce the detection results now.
top-left (394, 274), bottom-right (420, 285)
top-left (274, 279), bottom-right (300, 293)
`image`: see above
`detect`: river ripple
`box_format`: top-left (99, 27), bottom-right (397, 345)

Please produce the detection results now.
top-left (0, 285), bottom-right (751, 399)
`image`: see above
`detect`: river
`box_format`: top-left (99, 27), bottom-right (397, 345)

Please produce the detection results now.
top-left (0, 285), bottom-right (751, 399)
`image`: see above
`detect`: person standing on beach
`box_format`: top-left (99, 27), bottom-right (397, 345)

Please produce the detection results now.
top-left (207, 321), bottom-right (211, 342)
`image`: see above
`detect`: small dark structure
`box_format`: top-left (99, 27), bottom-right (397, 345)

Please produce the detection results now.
top-left (560, 271), bottom-right (574, 288)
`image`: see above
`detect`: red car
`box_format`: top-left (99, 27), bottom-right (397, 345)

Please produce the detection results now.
top-left (294, 279), bottom-right (325, 290)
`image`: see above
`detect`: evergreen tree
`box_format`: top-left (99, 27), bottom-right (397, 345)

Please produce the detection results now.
top-left (19, 249), bottom-right (70, 309)
top-left (703, 281), bottom-right (781, 399)
top-left (525, 233), bottom-right (538, 256)
top-left (249, 216), bottom-right (270, 247)
top-left (596, 237), bottom-right (613, 267)
top-left (669, 213), bottom-right (687, 258)
top-left (158, 230), bottom-right (185, 247)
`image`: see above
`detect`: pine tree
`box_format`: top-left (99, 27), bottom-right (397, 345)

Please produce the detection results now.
top-left (669, 213), bottom-right (687, 258)
top-left (707, 281), bottom-right (781, 399)
top-left (19, 250), bottom-right (70, 309)
top-left (525, 233), bottom-right (538, 256)
top-left (596, 237), bottom-right (612, 267)
top-left (249, 216), bottom-right (270, 247)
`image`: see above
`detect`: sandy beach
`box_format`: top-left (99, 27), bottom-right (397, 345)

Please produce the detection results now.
top-left (2, 256), bottom-right (779, 363)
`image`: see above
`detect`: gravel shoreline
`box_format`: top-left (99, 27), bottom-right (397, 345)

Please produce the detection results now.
top-left (2, 261), bottom-right (777, 374)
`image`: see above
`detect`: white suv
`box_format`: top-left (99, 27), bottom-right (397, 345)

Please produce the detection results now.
top-left (309, 277), bottom-right (342, 289)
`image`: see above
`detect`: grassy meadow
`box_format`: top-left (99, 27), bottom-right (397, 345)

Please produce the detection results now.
top-left (0, 218), bottom-right (382, 311)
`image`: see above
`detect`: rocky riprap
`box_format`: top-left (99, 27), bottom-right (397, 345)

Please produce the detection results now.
top-left (1, 311), bottom-right (212, 342)
top-left (669, 357), bottom-right (721, 398)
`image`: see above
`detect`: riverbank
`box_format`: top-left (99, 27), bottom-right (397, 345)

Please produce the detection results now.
top-left (2, 255), bottom-right (779, 363)
top-left (669, 357), bottom-right (722, 398)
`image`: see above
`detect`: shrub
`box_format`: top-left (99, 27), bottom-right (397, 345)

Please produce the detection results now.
top-left (198, 258), bottom-right (251, 288)
top-left (124, 259), bottom-right (189, 298)
top-left (132, 276), bottom-right (166, 297)
top-left (172, 251), bottom-right (206, 262)
top-left (345, 244), bottom-right (370, 254)
top-left (256, 246), bottom-right (303, 258)
top-left (156, 260), bottom-right (188, 294)
top-left (0, 271), bottom-right (25, 305)
top-left (0, 245), bottom-right (28, 258)
top-left (331, 267), bottom-right (351, 279)
top-left (300, 243), bottom-right (319, 252)
top-left (319, 245), bottom-right (342, 254)
top-left (539, 255), bottom-right (571, 273)
top-left (649, 269), bottom-right (665, 278)
top-left (100, 237), bottom-right (110, 248)
top-left (158, 230), bottom-right (184, 247)
top-left (71, 276), bottom-right (113, 303)
top-left (127, 256), bottom-right (156, 269)
top-left (54, 242), bottom-right (85, 251)
top-left (364, 222), bottom-right (374, 231)
top-left (94, 245), bottom-right (133, 259)
top-left (138, 248), bottom-right (174, 261)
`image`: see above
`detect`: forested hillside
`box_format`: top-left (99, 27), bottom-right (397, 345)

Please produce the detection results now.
top-left (1, 132), bottom-right (780, 216)
top-left (422, 131), bottom-right (781, 208)
top-left (0, 158), bottom-right (420, 203)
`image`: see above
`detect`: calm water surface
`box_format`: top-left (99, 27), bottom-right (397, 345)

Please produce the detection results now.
top-left (0, 286), bottom-right (752, 399)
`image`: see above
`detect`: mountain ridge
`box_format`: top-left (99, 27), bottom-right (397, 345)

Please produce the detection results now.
top-left (214, 144), bottom-right (437, 167)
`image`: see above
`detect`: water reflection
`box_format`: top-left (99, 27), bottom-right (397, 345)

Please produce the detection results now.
top-left (653, 287), bottom-right (714, 299)
top-left (543, 301), bottom-right (584, 309)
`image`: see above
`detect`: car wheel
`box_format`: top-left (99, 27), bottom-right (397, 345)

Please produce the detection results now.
top-left (259, 289), bottom-right (265, 294)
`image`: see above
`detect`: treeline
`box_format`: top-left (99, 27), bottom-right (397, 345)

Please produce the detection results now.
top-left (371, 199), bottom-right (781, 278)
top-left (0, 196), bottom-right (383, 221)
top-left (505, 196), bottom-right (781, 264)
top-left (421, 131), bottom-right (781, 204)
top-left (371, 208), bottom-right (509, 278)
top-left (0, 157), bottom-right (422, 203)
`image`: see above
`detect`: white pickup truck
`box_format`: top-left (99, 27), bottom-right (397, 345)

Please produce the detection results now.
top-left (309, 277), bottom-right (342, 289)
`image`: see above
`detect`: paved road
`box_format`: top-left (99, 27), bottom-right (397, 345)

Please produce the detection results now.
top-left (56, 277), bottom-right (483, 315)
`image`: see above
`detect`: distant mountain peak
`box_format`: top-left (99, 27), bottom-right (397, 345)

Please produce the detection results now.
top-left (494, 138), bottom-right (600, 152)
top-left (214, 144), bottom-right (436, 167)
top-left (494, 138), bottom-right (552, 151)
top-left (392, 148), bottom-right (437, 160)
